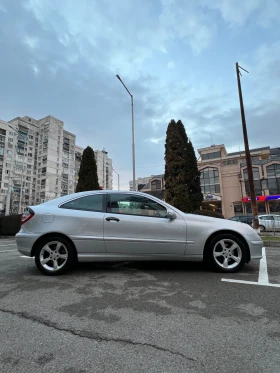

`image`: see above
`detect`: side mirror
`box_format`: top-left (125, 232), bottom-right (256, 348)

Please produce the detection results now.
top-left (167, 210), bottom-right (177, 220)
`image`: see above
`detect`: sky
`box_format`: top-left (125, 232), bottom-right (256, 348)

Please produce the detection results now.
top-left (0, 0), bottom-right (280, 189)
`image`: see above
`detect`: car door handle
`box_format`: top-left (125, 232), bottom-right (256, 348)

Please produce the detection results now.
top-left (106, 217), bottom-right (120, 222)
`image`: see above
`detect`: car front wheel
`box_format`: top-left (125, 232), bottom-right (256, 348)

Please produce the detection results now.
top-left (205, 234), bottom-right (247, 273)
top-left (34, 236), bottom-right (75, 276)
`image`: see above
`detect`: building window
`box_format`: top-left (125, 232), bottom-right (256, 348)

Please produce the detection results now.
top-left (266, 164), bottom-right (280, 195)
top-left (200, 167), bottom-right (220, 194)
top-left (201, 151), bottom-right (221, 161)
top-left (243, 167), bottom-right (261, 195)
top-left (222, 159), bottom-right (239, 166)
top-left (151, 180), bottom-right (161, 190)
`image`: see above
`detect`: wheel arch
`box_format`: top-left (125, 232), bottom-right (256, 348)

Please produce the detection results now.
top-left (203, 230), bottom-right (251, 263)
top-left (31, 232), bottom-right (77, 258)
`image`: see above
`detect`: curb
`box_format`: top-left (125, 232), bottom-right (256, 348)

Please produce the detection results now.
top-left (263, 241), bottom-right (280, 247)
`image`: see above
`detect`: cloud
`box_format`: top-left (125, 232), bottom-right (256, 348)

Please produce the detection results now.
top-left (159, 0), bottom-right (216, 53)
top-left (167, 61), bottom-right (175, 69)
top-left (0, 1), bottom-right (7, 13)
top-left (23, 35), bottom-right (39, 49)
top-left (0, 0), bottom-right (279, 190)
top-left (202, 0), bottom-right (280, 27)
top-left (30, 62), bottom-right (40, 75)
top-left (145, 137), bottom-right (165, 145)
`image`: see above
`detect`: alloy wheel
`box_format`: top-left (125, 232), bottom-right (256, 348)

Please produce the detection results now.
top-left (213, 239), bottom-right (242, 270)
top-left (39, 241), bottom-right (68, 272)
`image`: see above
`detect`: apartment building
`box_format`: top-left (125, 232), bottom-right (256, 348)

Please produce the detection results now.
top-left (134, 144), bottom-right (280, 218)
top-left (197, 144), bottom-right (280, 217)
top-left (0, 115), bottom-right (113, 214)
top-left (95, 149), bottom-right (113, 190)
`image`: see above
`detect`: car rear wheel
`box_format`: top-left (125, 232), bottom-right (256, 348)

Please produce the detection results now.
top-left (259, 225), bottom-right (265, 232)
top-left (34, 236), bottom-right (75, 276)
top-left (205, 234), bottom-right (247, 273)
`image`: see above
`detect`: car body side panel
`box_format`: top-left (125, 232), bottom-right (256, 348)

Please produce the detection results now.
top-left (183, 213), bottom-right (263, 257)
top-left (103, 212), bottom-right (187, 255)
top-left (17, 206), bottom-right (106, 253)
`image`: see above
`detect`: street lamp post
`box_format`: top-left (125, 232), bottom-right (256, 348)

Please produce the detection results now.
top-left (116, 74), bottom-right (136, 191)
top-left (112, 168), bottom-right (120, 190)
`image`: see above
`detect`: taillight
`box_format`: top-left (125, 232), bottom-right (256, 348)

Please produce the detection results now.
top-left (21, 208), bottom-right (35, 225)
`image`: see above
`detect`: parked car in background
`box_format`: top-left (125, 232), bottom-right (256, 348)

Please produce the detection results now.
top-left (257, 215), bottom-right (280, 232)
top-left (229, 216), bottom-right (254, 226)
top-left (16, 191), bottom-right (263, 276)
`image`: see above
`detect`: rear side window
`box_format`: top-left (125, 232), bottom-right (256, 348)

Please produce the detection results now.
top-left (60, 194), bottom-right (105, 212)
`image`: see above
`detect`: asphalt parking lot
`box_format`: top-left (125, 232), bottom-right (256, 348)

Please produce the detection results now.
top-left (1, 238), bottom-right (280, 373)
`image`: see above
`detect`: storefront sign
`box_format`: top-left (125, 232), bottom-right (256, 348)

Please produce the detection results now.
top-left (204, 194), bottom-right (222, 201)
top-left (266, 195), bottom-right (280, 201)
top-left (242, 195), bottom-right (280, 202)
top-left (242, 196), bottom-right (266, 202)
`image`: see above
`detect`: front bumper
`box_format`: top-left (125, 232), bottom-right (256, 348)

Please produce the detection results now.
top-left (16, 231), bottom-right (40, 257)
top-left (247, 239), bottom-right (263, 261)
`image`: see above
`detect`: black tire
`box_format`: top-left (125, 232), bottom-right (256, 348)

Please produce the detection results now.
top-left (34, 236), bottom-right (76, 276)
top-left (259, 225), bottom-right (265, 233)
top-left (205, 234), bottom-right (247, 273)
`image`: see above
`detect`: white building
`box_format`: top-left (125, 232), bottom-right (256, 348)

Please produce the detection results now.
top-left (129, 175), bottom-right (156, 191)
top-left (0, 115), bottom-right (113, 214)
top-left (95, 149), bottom-right (113, 190)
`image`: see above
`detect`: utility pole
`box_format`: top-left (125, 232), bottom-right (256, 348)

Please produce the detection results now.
top-left (236, 62), bottom-right (259, 230)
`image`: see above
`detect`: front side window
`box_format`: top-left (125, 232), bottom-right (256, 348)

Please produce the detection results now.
top-left (60, 194), bottom-right (105, 212)
top-left (108, 194), bottom-right (167, 218)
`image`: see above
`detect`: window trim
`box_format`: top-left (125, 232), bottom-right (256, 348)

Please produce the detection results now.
top-left (59, 193), bottom-right (106, 212)
top-left (107, 193), bottom-right (168, 218)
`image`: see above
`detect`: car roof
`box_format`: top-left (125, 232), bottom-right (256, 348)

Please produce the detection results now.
top-left (30, 190), bottom-right (163, 208)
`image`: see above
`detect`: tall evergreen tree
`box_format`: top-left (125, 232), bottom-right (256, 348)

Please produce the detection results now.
top-left (76, 146), bottom-right (99, 192)
top-left (164, 120), bottom-right (203, 212)
top-left (186, 139), bottom-right (203, 211)
top-left (164, 120), bottom-right (192, 212)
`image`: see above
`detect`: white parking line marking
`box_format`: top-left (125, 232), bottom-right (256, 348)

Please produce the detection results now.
top-left (221, 279), bottom-right (280, 288)
top-left (0, 249), bottom-right (17, 253)
top-left (20, 256), bottom-right (33, 259)
top-left (222, 248), bottom-right (280, 288)
top-left (258, 247), bottom-right (269, 284)
top-left (0, 244), bottom-right (17, 246)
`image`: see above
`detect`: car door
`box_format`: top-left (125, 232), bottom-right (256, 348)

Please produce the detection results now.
top-left (103, 193), bottom-right (187, 255)
top-left (274, 216), bottom-right (280, 231)
top-left (260, 215), bottom-right (275, 231)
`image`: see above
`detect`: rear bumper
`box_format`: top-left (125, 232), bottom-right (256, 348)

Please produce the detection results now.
top-left (16, 232), bottom-right (40, 257)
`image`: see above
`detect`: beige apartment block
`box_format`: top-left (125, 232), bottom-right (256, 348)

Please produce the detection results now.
top-left (136, 144), bottom-right (280, 219)
top-left (198, 144), bottom-right (280, 218)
